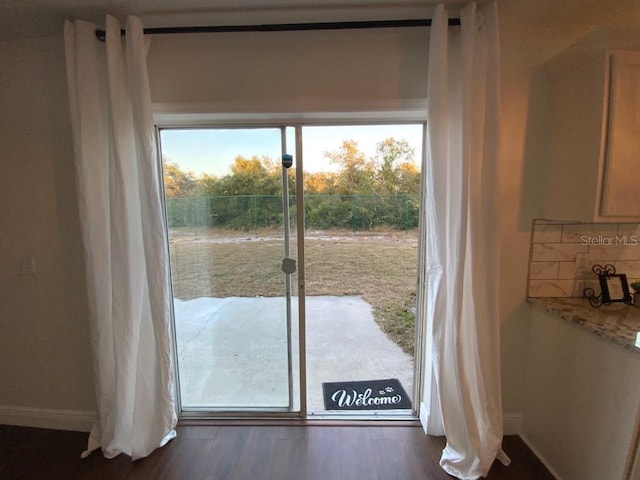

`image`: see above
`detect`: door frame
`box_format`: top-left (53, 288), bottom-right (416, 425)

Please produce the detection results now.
top-left (155, 115), bottom-right (426, 420)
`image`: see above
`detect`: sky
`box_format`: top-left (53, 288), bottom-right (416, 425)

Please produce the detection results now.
top-left (159, 124), bottom-right (424, 176)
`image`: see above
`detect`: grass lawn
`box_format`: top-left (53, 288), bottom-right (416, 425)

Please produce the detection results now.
top-left (169, 228), bottom-right (418, 355)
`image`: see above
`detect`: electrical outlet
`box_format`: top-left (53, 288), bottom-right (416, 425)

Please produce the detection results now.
top-left (18, 256), bottom-right (36, 276)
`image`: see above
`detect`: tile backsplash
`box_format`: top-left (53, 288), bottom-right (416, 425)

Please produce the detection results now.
top-left (528, 221), bottom-right (640, 297)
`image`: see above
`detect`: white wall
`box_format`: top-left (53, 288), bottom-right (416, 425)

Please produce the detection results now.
top-left (498, 0), bottom-right (640, 422)
top-left (0, 36), bottom-right (95, 417)
top-left (148, 27), bottom-right (428, 113)
top-left (146, 15), bottom-right (533, 418)
top-left (0, 21), bottom-right (530, 424)
top-left (2, 0), bottom-right (640, 433)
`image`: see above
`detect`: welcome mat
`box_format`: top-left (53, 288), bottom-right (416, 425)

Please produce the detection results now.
top-left (322, 378), bottom-right (412, 411)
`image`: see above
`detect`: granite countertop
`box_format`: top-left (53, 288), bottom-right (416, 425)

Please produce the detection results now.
top-left (528, 297), bottom-right (640, 354)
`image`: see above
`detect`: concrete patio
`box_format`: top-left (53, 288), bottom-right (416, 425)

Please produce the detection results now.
top-left (173, 295), bottom-right (414, 413)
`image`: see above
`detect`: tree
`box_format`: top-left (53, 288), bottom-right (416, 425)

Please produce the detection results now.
top-left (324, 140), bottom-right (376, 194)
top-left (211, 155), bottom-right (281, 196)
top-left (193, 173), bottom-right (219, 196)
top-left (304, 171), bottom-right (339, 194)
top-left (163, 158), bottom-right (197, 198)
top-left (395, 161), bottom-right (420, 194)
top-left (373, 138), bottom-right (417, 194)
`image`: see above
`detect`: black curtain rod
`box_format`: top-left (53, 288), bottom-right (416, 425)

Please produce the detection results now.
top-left (95, 18), bottom-right (461, 41)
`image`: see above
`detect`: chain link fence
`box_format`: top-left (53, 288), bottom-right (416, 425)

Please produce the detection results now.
top-left (166, 194), bottom-right (419, 232)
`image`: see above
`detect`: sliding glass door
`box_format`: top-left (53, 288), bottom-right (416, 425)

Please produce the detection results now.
top-left (160, 126), bottom-right (298, 412)
top-left (159, 121), bottom-right (422, 418)
top-left (301, 125), bottom-right (421, 416)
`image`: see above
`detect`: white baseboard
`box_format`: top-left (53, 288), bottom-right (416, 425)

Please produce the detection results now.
top-left (520, 432), bottom-right (563, 480)
top-left (419, 406), bottom-right (522, 436)
top-left (503, 412), bottom-right (523, 435)
top-left (0, 405), bottom-right (95, 432)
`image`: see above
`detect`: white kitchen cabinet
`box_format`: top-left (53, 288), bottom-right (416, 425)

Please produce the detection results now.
top-left (541, 42), bottom-right (640, 221)
top-left (601, 52), bottom-right (640, 217)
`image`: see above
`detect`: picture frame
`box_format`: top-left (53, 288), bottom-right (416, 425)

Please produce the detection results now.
top-left (598, 273), bottom-right (632, 305)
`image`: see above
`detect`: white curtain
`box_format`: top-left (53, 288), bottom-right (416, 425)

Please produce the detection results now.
top-left (418, 2), bottom-right (510, 479)
top-left (64, 15), bottom-right (177, 460)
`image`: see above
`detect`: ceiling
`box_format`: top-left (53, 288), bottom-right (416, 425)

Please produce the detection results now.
top-left (0, 0), bottom-right (474, 42)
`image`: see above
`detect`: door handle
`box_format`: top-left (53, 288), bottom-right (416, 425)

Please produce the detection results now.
top-left (281, 257), bottom-right (296, 274)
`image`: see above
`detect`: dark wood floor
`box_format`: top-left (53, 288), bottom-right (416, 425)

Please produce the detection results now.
top-left (0, 423), bottom-right (553, 479)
